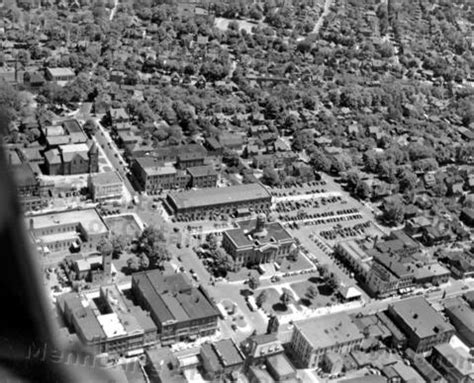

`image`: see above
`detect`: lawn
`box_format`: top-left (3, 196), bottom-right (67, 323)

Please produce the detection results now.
top-left (290, 279), bottom-right (337, 309)
top-left (258, 287), bottom-right (295, 314)
top-left (278, 254), bottom-right (314, 272)
top-left (104, 214), bottom-right (143, 240)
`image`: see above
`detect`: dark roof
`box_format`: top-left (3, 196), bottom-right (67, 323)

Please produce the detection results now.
top-left (389, 297), bottom-right (454, 339)
top-left (132, 271), bottom-right (219, 325)
top-left (11, 162), bottom-right (37, 188)
top-left (168, 183), bottom-right (271, 211)
top-left (225, 219), bottom-right (293, 249)
top-left (186, 165), bottom-right (217, 178)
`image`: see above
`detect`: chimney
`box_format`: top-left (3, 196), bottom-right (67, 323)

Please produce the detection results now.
top-left (29, 218), bottom-right (34, 230)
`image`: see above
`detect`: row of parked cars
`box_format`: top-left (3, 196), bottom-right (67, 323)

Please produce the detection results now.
top-left (320, 221), bottom-right (372, 240)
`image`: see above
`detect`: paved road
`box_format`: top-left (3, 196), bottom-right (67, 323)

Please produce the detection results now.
top-left (94, 122), bottom-right (135, 198)
top-left (109, 0), bottom-right (119, 21)
top-left (312, 0), bottom-right (333, 35)
top-left (277, 278), bottom-right (474, 341)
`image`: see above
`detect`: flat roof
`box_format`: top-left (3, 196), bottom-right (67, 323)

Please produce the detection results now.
top-left (133, 271), bottom-right (219, 325)
top-left (168, 183), bottom-right (271, 210)
top-left (27, 208), bottom-right (108, 235)
top-left (97, 313), bottom-right (127, 338)
top-left (295, 312), bottom-right (364, 350)
top-left (339, 240), bottom-right (372, 261)
top-left (445, 299), bottom-right (474, 337)
top-left (225, 219), bottom-right (293, 248)
top-left (91, 171), bottom-right (122, 186)
top-left (186, 165), bottom-right (217, 178)
top-left (389, 297), bottom-right (454, 339)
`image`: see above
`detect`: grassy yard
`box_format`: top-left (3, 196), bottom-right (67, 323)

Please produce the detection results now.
top-left (290, 278), bottom-right (338, 309)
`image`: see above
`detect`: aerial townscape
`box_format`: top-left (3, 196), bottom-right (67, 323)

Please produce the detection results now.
top-left (1, 0), bottom-right (474, 381)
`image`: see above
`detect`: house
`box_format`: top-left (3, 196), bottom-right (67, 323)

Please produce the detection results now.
top-left (445, 176), bottom-right (464, 195)
top-left (222, 214), bottom-right (295, 270)
top-left (218, 132), bottom-right (244, 151)
top-left (387, 297), bottom-right (455, 353)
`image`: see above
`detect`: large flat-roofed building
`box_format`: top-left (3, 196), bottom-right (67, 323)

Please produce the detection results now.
top-left (27, 208), bottom-right (109, 255)
top-left (88, 171), bottom-right (123, 202)
top-left (222, 214), bottom-right (294, 269)
top-left (387, 297), bottom-right (455, 353)
top-left (131, 271), bottom-right (220, 345)
top-left (57, 285), bottom-right (157, 355)
top-left (289, 313), bottom-right (364, 368)
top-left (166, 183), bottom-right (272, 219)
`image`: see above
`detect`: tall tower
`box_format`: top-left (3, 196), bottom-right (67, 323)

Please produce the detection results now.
top-left (88, 141), bottom-right (99, 173)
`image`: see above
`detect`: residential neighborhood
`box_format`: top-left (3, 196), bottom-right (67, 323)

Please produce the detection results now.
top-left (0, 0), bottom-right (473, 382)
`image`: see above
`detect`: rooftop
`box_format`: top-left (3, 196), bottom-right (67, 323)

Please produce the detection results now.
top-left (97, 313), bottom-right (127, 339)
top-left (168, 183), bottom-right (271, 210)
top-left (27, 208), bottom-right (108, 235)
top-left (434, 343), bottom-right (474, 376)
top-left (225, 218), bottom-right (293, 249)
top-left (91, 171), bottom-right (122, 186)
top-left (389, 297), bottom-right (454, 339)
top-left (295, 312), bottom-right (364, 350)
top-left (132, 271), bottom-right (219, 325)
top-left (46, 67), bottom-right (75, 77)
top-left (186, 165), bottom-right (217, 178)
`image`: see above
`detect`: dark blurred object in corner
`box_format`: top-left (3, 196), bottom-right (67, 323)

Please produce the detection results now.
top-left (0, 109), bottom-right (111, 382)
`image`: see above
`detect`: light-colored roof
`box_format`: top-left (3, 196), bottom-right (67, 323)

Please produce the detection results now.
top-left (27, 208), bottom-right (108, 235)
top-left (295, 312), bottom-right (364, 350)
top-left (46, 67), bottom-right (75, 77)
top-left (97, 313), bottom-right (127, 338)
top-left (91, 171), bottom-right (122, 186)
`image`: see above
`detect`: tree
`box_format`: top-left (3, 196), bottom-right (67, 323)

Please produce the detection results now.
top-left (248, 275), bottom-right (260, 290)
top-left (149, 242), bottom-right (170, 268)
top-left (398, 168), bottom-right (418, 193)
top-left (383, 199), bottom-right (405, 225)
top-left (280, 290), bottom-right (292, 309)
top-left (214, 249), bottom-right (234, 275)
top-left (325, 273), bottom-right (339, 293)
top-left (310, 149), bottom-right (331, 173)
top-left (206, 233), bottom-right (219, 252)
top-left (110, 235), bottom-right (126, 259)
top-left (83, 119), bottom-right (98, 137)
top-left (261, 166), bottom-right (280, 186)
top-left (127, 257), bottom-right (140, 272)
top-left (355, 181), bottom-right (371, 200)
top-left (138, 254), bottom-right (149, 270)
top-left (306, 285), bottom-right (318, 299)
top-left (256, 290), bottom-right (267, 308)
top-left (363, 151), bottom-right (378, 173)
top-left (98, 238), bottom-right (113, 257)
